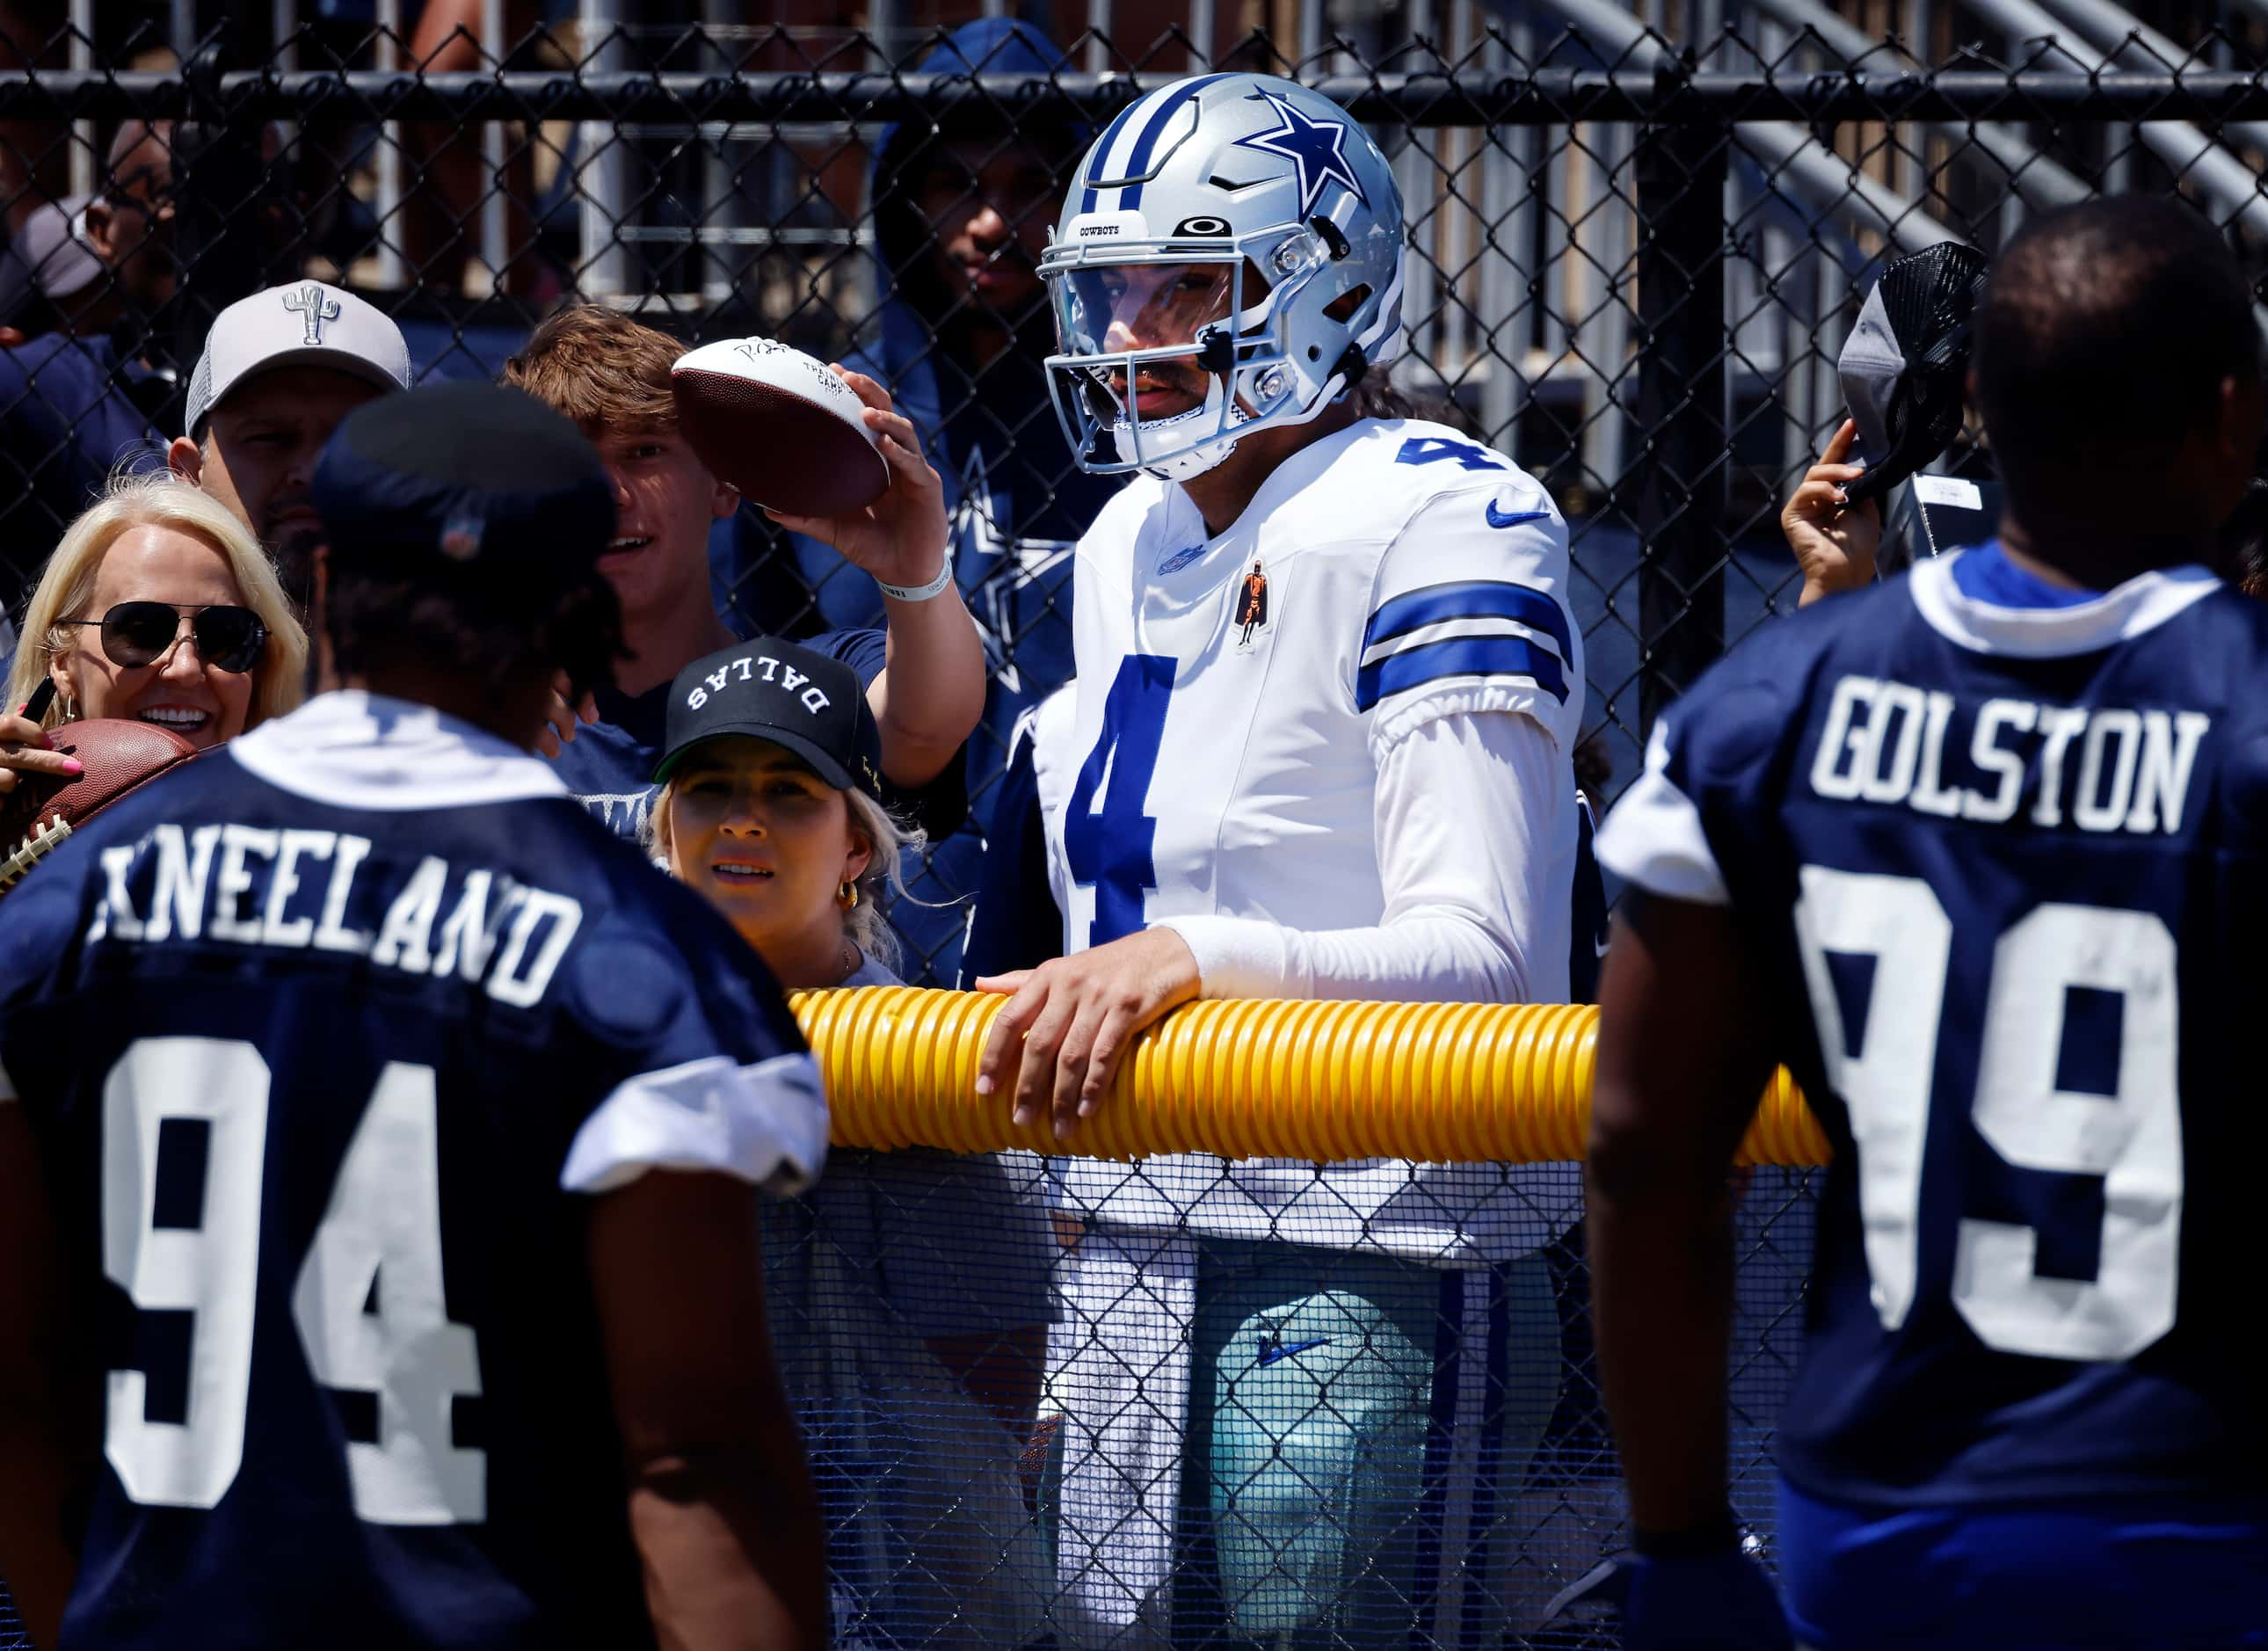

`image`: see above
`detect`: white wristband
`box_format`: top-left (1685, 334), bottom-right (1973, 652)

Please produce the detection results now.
top-left (876, 559), bottom-right (955, 603)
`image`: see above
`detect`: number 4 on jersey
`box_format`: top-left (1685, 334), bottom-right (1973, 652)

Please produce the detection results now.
top-left (1394, 435), bottom-right (1505, 472)
top-left (1065, 655), bottom-right (1177, 946)
top-left (294, 1062), bottom-right (484, 1524)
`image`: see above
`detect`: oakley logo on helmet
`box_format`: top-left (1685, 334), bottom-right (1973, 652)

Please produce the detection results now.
top-left (1173, 215), bottom-right (1232, 236)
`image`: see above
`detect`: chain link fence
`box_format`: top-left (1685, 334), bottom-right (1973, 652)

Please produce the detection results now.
top-left (6, 10), bottom-right (2268, 1646)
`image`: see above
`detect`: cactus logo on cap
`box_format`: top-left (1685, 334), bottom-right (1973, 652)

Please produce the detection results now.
top-left (281, 282), bottom-right (341, 345)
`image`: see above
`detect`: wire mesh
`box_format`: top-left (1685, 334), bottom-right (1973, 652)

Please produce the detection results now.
top-left (6, 10), bottom-right (2268, 1646)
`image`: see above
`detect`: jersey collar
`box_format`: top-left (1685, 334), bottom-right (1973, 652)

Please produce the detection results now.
top-left (1909, 549), bottom-right (2221, 659)
top-left (229, 690), bottom-right (570, 811)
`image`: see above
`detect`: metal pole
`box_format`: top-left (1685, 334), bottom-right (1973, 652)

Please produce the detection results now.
top-left (1394, 0), bottom-right (1436, 375)
top-left (69, 0), bottom-right (95, 200)
top-left (1739, 0), bottom-right (2090, 210)
top-left (1736, 122), bottom-right (1961, 251)
top-left (1439, 0), bottom-right (1472, 379)
top-left (1955, 0), bottom-right (2268, 234)
top-left (480, 0), bottom-right (507, 288)
top-left (2038, 0), bottom-right (2268, 152)
top-left (1086, 0), bottom-right (1111, 73)
top-left (578, 0), bottom-right (630, 296)
top-left (375, 0), bottom-right (404, 287)
top-left (1189, 0), bottom-right (1215, 68)
top-left (1634, 113), bottom-right (1729, 731)
top-left (172, 34), bottom-right (265, 375)
top-left (1478, 14), bottom-right (1528, 451)
top-left (1580, 119), bottom-right (1632, 491)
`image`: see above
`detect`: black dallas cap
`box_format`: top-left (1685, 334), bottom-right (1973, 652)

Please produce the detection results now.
top-left (656, 637), bottom-right (884, 798)
top-left (312, 380), bottom-right (616, 589)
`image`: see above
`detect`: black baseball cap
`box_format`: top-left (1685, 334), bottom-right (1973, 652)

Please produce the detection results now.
top-left (1837, 241), bottom-right (1991, 507)
top-left (311, 381), bottom-right (616, 590)
top-left (655, 638), bottom-right (884, 797)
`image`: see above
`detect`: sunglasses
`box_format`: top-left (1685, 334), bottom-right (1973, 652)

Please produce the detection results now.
top-left (60, 602), bottom-right (269, 674)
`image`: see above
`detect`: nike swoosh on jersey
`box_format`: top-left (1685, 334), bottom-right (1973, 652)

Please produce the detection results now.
top-left (1255, 1335), bottom-right (1334, 1367)
top-left (1486, 500), bottom-right (1549, 530)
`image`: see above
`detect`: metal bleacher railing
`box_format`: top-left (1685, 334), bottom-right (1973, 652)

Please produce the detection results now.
top-left (8, 7), bottom-right (2268, 1645)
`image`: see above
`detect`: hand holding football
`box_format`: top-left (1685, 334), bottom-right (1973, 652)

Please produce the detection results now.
top-left (672, 338), bottom-right (891, 517)
top-left (0, 719), bottom-right (201, 896)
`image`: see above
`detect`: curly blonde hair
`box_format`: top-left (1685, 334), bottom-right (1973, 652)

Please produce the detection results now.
top-left (3, 470), bottom-right (308, 732)
top-left (645, 773), bottom-right (926, 977)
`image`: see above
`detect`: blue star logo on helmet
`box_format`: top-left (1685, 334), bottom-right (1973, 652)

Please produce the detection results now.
top-left (1231, 90), bottom-right (1369, 219)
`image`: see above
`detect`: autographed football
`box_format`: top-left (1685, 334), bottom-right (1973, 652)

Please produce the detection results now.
top-left (0, 719), bottom-right (201, 895)
top-left (672, 337), bottom-right (890, 518)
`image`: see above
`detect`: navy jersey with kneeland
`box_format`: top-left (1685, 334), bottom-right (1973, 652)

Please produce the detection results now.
top-left (1596, 546), bottom-right (2268, 1510)
top-left (0, 693), bottom-right (825, 1649)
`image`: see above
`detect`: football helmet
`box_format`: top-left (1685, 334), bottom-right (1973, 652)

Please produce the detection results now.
top-left (1040, 72), bottom-right (1406, 483)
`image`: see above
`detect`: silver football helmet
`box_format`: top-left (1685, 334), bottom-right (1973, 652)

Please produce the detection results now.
top-left (1040, 72), bottom-right (1407, 483)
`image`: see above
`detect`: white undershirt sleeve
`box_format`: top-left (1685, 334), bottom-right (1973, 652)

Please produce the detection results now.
top-left (1156, 709), bottom-right (1569, 1003)
top-left (558, 1051), bottom-right (828, 1196)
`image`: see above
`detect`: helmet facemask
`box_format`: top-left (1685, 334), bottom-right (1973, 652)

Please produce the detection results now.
top-left (1042, 222), bottom-right (1348, 483)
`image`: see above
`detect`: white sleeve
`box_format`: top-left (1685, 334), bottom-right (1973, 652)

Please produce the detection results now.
top-left (558, 1050), bottom-right (828, 1196)
top-left (1356, 479), bottom-right (1584, 754)
top-left (1592, 721), bottom-right (1730, 905)
top-left (1157, 708), bottom-right (1572, 1003)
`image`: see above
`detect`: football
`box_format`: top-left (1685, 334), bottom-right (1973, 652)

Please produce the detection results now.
top-left (0, 718), bottom-right (202, 895)
top-left (672, 337), bottom-right (891, 518)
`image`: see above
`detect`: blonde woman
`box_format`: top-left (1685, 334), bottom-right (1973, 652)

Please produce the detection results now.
top-left (646, 636), bottom-right (1055, 1650)
top-left (0, 472), bottom-right (307, 796)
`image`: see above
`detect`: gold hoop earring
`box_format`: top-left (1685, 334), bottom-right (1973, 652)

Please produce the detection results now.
top-left (837, 880), bottom-right (860, 911)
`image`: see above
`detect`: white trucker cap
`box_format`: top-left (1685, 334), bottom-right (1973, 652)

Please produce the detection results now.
top-left (183, 279), bottom-right (414, 437)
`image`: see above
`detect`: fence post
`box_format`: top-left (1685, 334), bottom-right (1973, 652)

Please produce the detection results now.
top-left (1632, 92), bottom-right (1729, 736)
top-left (171, 31), bottom-right (268, 377)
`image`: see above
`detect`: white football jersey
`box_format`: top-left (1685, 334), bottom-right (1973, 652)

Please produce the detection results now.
top-left (1049, 418), bottom-right (1585, 1259)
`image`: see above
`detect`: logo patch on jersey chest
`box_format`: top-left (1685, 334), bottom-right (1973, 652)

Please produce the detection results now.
top-left (1233, 559), bottom-right (1271, 651)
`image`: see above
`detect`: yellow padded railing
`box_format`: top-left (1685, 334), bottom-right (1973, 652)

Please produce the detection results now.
top-left (789, 987), bottom-right (1830, 1167)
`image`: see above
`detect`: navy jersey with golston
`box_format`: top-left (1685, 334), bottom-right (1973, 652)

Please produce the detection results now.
top-left (1596, 546), bottom-right (2268, 1510)
top-left (0, 693), bottom-right (826, 1650)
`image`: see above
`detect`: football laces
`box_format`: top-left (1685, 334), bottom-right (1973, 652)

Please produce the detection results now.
top-left (0, 815), bottom-right (72, 895)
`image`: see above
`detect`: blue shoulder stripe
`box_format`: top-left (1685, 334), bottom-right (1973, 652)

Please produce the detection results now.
top-left (1363, 578), bottom-right (1574, 665)
top-left (1355, 635), bottom-right (1568, 712)
top-left (1118, 73), bottom-right (1232, 211)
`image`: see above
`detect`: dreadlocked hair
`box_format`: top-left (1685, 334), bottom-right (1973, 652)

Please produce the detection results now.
top-left (1351, 377), bottom-right (1484, 438)
top-left (323, 566), bottom-right (626, 708)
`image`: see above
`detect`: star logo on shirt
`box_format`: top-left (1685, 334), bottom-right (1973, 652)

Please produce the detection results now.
top-left (949, 446), bottom-right (1072, 696)
top-left (1231, 91), bottom-right (1369, 220)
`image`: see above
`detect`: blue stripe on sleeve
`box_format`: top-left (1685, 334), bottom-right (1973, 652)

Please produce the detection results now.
top-left (1117, 73), bottom-right (1232, 210)
top-left (1362, 578), bottom-right (1575, 665)
top-left (1355, 635), bottom-right (1569, 711)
